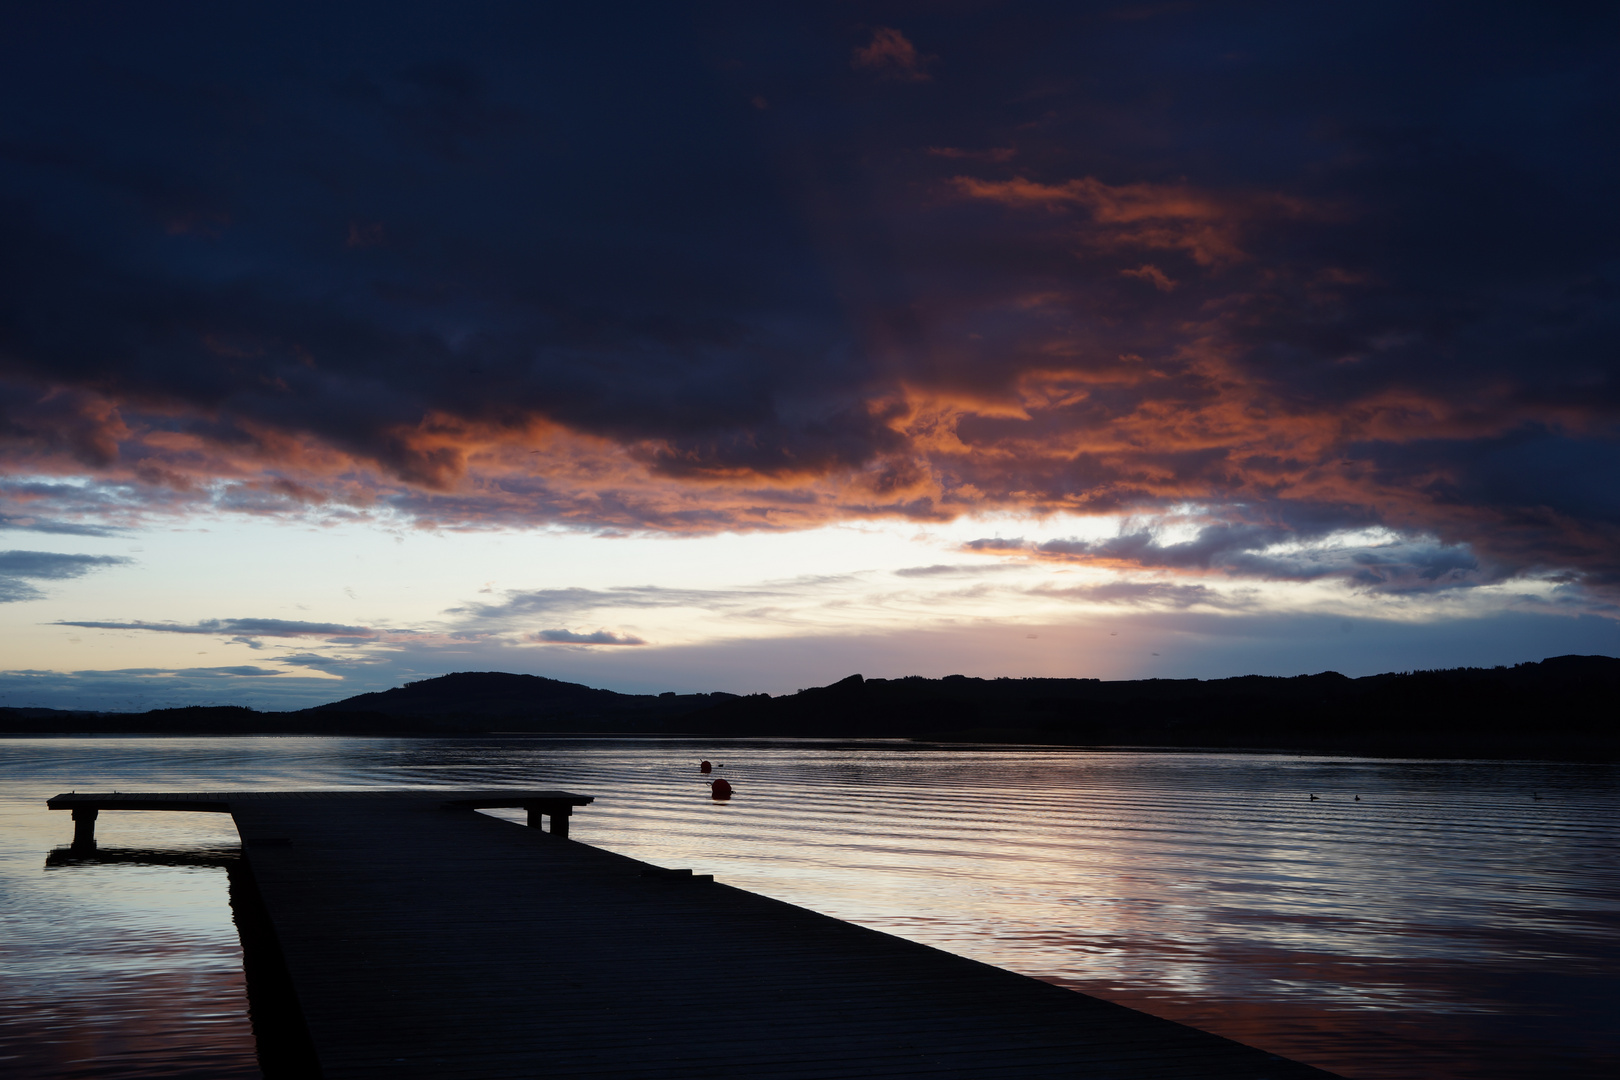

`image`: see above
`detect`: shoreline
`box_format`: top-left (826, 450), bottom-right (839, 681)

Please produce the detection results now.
top-left (4, 727), bottom-right (1615, 762)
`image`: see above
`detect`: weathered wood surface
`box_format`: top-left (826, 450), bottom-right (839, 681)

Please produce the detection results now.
top-left (50, 791), bottom-right (1340, 1079)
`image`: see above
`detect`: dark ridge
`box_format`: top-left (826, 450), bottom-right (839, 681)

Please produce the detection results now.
top-left (675, 656), bottom-right (1619, 757)
top-left (1, 657), bottom-right (1614, 758)
top-left (314, 671), bottom-right (636, 718)
top-left (0, 673), bottom-right (736, 735)
top-left (309, 671), bottom-right (737, 732)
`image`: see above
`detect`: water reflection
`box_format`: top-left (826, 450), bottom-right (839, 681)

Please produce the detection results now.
top-left (34, 845), bottom-right (317, 1080)
top-left (44, 848), bottom-right (241, 870)
top-left (1, 737), bottom-right (1615, 1079)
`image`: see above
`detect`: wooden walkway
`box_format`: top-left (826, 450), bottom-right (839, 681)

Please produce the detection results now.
top-left (48, 790), bottom-right (1341, 1079)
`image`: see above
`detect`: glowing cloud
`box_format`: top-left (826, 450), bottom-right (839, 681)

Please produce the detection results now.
top-left (0, 2), bottom-right (1616, 615)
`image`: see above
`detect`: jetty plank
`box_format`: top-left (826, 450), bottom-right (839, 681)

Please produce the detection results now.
top-left (49, 791), bottom-right (1340, 1079)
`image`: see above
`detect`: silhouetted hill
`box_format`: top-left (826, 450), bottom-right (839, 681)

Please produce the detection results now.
top-left (317, 671), bottom-right (632, 719)
top-left (311, 670), bottom-right (732, 731)
top-left (0, 673), bottom-right (735, 736)
top-left (675, 655), bottom-right (1620, 756)
top-left (1, 657), bottom-right (1614, 757)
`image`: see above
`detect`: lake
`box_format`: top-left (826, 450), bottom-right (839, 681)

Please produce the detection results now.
top-left (1, 736), bottom-right (1615, 1079)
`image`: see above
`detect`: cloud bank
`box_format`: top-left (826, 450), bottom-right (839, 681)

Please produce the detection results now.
top-left (0, 3), bottom-right (1616, 606)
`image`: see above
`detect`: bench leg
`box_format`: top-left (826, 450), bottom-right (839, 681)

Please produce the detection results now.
top-left (72, 808), bottom-right (98, 851)
top-left (524, 805), bottom-right (571, 837)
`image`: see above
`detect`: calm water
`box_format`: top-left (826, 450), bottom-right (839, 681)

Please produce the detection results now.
top-left (1, 737), bottom-right (1615, 1079)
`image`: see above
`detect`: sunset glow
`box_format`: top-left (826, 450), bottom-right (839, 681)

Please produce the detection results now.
top-left (2, 4), bottom-right (1616, 708)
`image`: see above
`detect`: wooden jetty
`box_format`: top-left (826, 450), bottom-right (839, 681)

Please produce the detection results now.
top-left (48, 790), bottom-right (1340, 1079)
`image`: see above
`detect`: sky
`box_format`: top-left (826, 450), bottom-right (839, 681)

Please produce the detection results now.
top-left (1, 1), bottom-right (1618, 711)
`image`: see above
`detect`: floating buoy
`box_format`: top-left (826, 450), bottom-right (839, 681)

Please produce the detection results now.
top-left (711, 778), bottom-right (733, 800)
top-left (699, 760), bottom-right (712, 774)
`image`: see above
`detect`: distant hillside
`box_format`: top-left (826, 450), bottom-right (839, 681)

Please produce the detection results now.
top-left (676, 654), bottom-right (1620, 756)
top-left (2, 657), bottom-right (1615, 757)
top-left (311, 670), bottom-right (731, 730)
top-left (0, 671), bottom-right (734, 736)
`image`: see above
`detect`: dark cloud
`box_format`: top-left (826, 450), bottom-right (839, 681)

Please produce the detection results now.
top-left (1034, 581), bottom-right (1231, 609)
top-left (0, 3), bottom-right (1616, 593)
top-left (0, 581), bottom-right (40, 603)
top-left (0, 549), bottom-right (131, 602)
top-left (531, 629), bottom-right (646, 646)
top-left (274, 652), bottom-right (357, 670)
top-left (55, 617), bottom-right (375, 638)
top-left (191, 665), bottom-right (283, 677)
top-left (892, 563), bottom-right (1019, 578)
top-left (452, 586), bottom-right (750, 620)
top-left (447, 578), bottom-right (871, 638)
top-left (0, 550), bottom-right (130, 578)
top-left (0, 665), bottom-right (333, 711)
top-left (0, 514), bottom-right (123, 537)
top-left (851, 27), bottom-right (933, 82)
top-left (963, 538), bottom-right (1030, 554)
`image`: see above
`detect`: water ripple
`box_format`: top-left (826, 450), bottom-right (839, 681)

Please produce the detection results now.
top-left (2, 737), bottom-right (1615, 1079)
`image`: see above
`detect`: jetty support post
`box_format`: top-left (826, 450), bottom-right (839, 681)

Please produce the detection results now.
top-left (436, 791), bottom-right (590, 838)
top-left (71, 807), bottom-right (98, 852)
top-left (525, 803), bottom-right (571, 838)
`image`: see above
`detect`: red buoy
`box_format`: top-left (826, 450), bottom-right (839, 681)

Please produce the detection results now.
top-left (699, 760), bottom-right (712, 774)
top-left (710, 778), bottom-right (733, 800)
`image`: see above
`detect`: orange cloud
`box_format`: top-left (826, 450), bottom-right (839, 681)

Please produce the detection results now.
top-left (0, 353), bottom-right (1550, 530)
top-left (1121, 264), bottom-right (1178, 291)
top-left (3, 356), bottom-right (1615, 597)
top-left (3, 1), bottom-right (1613, 614)
top-left (853, 27), bottom-right (933, 81)
top-left (0, 171), bottom-right (1611, 599)
top-left (950, 175), bottom-right (1316, 267)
